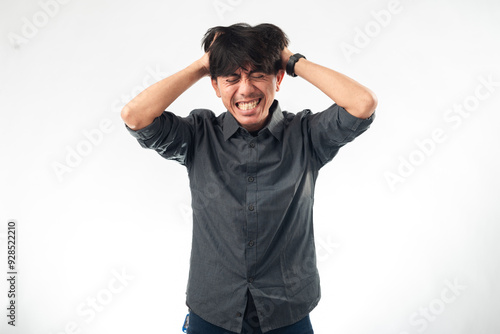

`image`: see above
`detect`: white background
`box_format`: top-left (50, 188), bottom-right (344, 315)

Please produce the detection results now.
top-left (1, 0), bottom-right (500, 333)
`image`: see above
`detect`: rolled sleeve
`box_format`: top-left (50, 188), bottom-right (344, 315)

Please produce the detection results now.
top-left (337, 105), bottom-right (375, 133)
top-left (125, 114), bottom-right (165, 144)
top-left (124, 111), bottom-right (194, 165)
top-left (308, 103), bottom-right (375, 166)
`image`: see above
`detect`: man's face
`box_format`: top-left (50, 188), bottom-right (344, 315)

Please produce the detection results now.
top-left (212, 67), bottom-right (285, 133)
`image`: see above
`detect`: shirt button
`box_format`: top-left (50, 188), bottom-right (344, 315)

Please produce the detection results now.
top-left (236, 312), bottom-right (242, 317)
top-left (248, 240), bottom-right (255, 247)
top-left (248, 277), bottom-right (254, 283)
top-left (248, 176), bottom-right (255, 183)
top-left (248, 205), bottom-right (254, 211)
top-left (249, 142), bottom-right (255, 148)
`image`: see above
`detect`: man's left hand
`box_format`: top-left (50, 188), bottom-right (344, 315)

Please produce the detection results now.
top-left (280, 47), bottom-right (294, 71)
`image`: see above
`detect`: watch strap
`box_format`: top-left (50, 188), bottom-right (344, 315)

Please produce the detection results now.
top-left (286, 53), bottom-right (306, 77)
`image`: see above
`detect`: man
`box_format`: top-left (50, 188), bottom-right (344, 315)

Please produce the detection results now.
top-left (122, 23), bottom-right (377, 334)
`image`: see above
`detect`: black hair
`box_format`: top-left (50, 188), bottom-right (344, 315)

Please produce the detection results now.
top-left (202, 23), bottom-right (289, 79)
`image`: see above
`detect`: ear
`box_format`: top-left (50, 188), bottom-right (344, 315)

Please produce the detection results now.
top-left (275, 69), bottom-right (285, 92)
top-left (211, 78), bottom-right (221, 98)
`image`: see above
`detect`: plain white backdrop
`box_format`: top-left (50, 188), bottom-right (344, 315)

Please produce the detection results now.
top-left (1, 0), bottom-right (500, 333)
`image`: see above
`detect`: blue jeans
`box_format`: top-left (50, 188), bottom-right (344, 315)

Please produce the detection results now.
top-left (186, 311), bottom-right (314, 334)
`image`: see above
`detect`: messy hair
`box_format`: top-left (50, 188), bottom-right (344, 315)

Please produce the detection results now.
top-left (202, 23), bottom-right (289, 79)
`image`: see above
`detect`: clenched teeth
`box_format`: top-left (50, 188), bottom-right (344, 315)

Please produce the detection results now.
top-left (237, 99), bottom-right (260, 111)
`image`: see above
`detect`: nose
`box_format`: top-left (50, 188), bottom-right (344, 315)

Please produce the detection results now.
top-left (237, 77), bottom-right (256, 96)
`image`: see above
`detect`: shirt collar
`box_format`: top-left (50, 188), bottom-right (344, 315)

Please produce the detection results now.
top-left (223, 100), bottom-right (284, 141)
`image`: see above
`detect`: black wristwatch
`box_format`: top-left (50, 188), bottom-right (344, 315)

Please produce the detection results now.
top-left (286, 53), bottom-right (306, 77)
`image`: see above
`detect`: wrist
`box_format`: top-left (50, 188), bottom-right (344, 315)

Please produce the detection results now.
top-left (195, 53), bottom-right (210, 75)
top-left (191, 58), bottom-right (210, 78)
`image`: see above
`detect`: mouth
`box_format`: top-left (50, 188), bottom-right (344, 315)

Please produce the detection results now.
top-left (235, 98), bottom-right (262, 112)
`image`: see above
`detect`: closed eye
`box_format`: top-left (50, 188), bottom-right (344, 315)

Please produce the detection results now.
top-left (250, 74), bottom-right (265, 79)
top-left (226, 76), bottom-right (240, 83)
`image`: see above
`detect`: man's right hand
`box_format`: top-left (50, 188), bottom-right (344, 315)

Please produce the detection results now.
top-left (121, 53), bottom-right (211, 130)
top-left (198, 52), bottom-right (210, 77)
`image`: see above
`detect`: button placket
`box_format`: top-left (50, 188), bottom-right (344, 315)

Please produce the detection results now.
top-left (245, 137), bottom-right (258, 285)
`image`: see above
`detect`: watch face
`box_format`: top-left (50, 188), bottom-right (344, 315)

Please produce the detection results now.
top-left (295, 54), bottom-right (305, 61)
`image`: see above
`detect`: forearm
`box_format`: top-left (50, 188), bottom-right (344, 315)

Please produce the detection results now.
top-left (289, 54), bottom-right (377, 119)
top-left (121, 58), bottom-right (208, 130)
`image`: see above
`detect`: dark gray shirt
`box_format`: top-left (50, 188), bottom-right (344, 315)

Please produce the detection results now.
top-left (125, 100), bottom-right (374, 333)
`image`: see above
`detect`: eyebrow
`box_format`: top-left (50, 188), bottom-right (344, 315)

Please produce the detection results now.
top-left (227, 70), bottom-right (265, 77)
